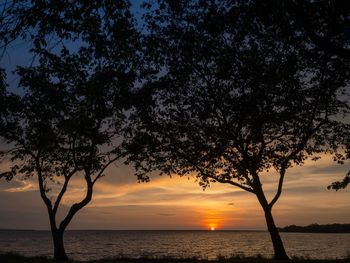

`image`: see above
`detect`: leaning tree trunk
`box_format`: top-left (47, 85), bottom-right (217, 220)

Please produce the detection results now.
top-left (49, 175), bottom-right (93, 261)
top-left (254, 179), bottom-right (290, 261)
top-left (52, 229), bottom-right (68, 261)
top-left (263, 207), bottom-right (290, 260)
top-left (37, 164), bottom-right (95, 261)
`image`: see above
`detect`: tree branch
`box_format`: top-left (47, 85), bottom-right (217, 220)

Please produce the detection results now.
top-left (268, 166), bottom-right (286, 209)
top-left (52, 169), bottom-right (76, 214)
top-left (35, 157), bottom-right (53, 211)
top-left (172, 143), bottom-right (255, 193)
top-left (92, 153), bottom-right (123, 185)
top-left (58, 173), bottom-right (93, 232)
top-left (206, 173), bottom-right (255, 193)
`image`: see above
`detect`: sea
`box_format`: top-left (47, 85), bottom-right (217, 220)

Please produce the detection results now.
top-left (0, 230), bottom-right (349, 261)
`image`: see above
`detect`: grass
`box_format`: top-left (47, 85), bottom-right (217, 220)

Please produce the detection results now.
top-left (1, 252), bottom-right (349, 263)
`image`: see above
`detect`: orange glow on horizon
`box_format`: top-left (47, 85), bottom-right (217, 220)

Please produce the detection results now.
top-left (207, 221), bottom-right (218, 231)
top-left (201, 210), bottom-right (226, 230)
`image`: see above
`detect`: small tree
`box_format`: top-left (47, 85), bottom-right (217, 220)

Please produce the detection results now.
top-left (0, 1), bottom-right (140, 260)
top-left (127, 0), bottom-right (348, 260)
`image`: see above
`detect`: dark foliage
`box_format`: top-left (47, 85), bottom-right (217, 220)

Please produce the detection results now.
top-left (1, 252), bottom-right (350, 263)
top-left (0, 0), bottom-right (141, 261)
top-left (279, 223), bottom-right (350, 233)
top-left (126, 0), bottom-right (349, 260)
top-left (254, 0), bottom-right (350, 190)
top-left (0, 0), bottom-right (349, 261)
top-left (253, 0), bottom-right (350, 60)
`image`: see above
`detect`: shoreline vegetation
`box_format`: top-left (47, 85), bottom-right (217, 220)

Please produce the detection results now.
top-left (278, 224), bottom-right (350, 233)
top-left (1, 253), bottom-right (350, 263)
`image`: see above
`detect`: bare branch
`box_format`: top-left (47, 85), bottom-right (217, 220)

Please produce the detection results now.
top-left (206, 173), bottom-right (255, 193)
top-left (92, 153), bottom-right (123, 185)
top-left (58, 173), bottom-right (93, 232)
top-left (52, 169), bottom-right (77, 214)
top-left (35, 157), bottom-right (53, 211)
top-left (268, 167), bottom-right (286, 209)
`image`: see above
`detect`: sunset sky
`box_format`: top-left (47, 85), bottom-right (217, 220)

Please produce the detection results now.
top-left (0, 0), bottom-right (349, 232)
top-left (0, 156), bottom-right (349, 230)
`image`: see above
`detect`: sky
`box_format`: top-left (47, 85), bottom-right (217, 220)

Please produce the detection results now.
top-left (1, 50), bottom-right (350, 230)
top-left (0, 1), bottom-right (349, 231)
top-left (0, 155), bottom-right (349, 230)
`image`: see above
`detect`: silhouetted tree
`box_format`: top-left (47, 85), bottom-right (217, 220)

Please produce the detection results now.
top-left (126, 0), bottom-right (349, 260)
top-left (250, 0), bottom-right (350, 190)
top-left (0, 1), bottom-right (140, 261)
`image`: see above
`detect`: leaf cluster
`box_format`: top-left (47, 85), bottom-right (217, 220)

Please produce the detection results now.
top-left (0, 0), bottom-right (142, 189)
top-left (126, 0), bottom-right (350, 194)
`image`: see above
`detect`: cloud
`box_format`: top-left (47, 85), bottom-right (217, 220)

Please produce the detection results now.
top-left (2, 179), bottom-right (37, 193)
top-left (0, 153), bottom-right (349, 230)
top-left (157, 213), bottom-right (175, 217)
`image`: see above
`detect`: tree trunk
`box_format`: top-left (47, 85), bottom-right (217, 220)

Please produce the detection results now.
top-left (52, 230), bottom-right (68, 261)
top-left (263, 207), bottom-right (290, 260)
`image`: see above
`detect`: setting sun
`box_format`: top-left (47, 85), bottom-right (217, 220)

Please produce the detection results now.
top-left (210, 227), bottom-right (215, 231)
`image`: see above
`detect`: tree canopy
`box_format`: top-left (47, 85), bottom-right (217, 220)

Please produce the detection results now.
top-left (253, 1), bottom-right (350, 190)
top-left (253, 0), bottom-right (350, 60)
top-left (126, 0), bottom-right (349, 259)
top-left (0, 0), bottom-right (141, 261)
top-left (0, 0), bottom-right (349, 261)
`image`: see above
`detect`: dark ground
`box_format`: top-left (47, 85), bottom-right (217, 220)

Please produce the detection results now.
top-left (1, 253), bottom-right (349, 263)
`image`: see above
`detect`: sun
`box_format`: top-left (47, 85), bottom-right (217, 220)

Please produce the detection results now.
top-left (210, 226), bottom-right (215, 231)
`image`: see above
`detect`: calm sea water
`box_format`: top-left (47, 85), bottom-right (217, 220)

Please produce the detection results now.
top-left (0, 230), bottom-right (349, 260)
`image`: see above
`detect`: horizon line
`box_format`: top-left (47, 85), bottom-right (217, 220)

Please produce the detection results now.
top-left (0, 228), bottom-right (267, 231)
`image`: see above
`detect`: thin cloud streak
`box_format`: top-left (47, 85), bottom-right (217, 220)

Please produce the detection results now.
top-left (3, 179), bottom-right (36, 193)
top-left (0, 154), bottom-right (349, 229)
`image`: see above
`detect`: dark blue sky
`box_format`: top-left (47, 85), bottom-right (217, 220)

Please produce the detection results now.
top-left (0, 0), bottom-right (145, 94)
